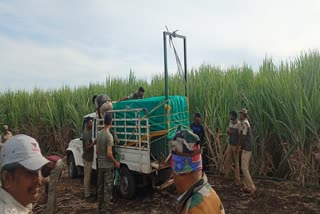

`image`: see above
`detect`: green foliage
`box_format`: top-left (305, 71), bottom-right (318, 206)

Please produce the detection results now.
top-left (0, 51), bottom-right (319, 184)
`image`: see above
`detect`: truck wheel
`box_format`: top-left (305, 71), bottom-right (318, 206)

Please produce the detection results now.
top-left (119, 167), bottom-right (136, 199)
top-left (68, 153), bottom-right (78, 179)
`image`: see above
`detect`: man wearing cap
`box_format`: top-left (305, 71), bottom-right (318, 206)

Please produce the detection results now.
top-left (0, 134), bottom-right (49, 214)
top-left (239, 108), bottom-right (256, 194)
top-left (82, 117), bottom-right (96, 202)
top-left (118, 86), bottom-right (145, 102)
top-left (1, 125), bottom-right (13, 143)
top-left (224, 110), bottom-right (241, 186)
top-left (171, 129), bottom-right (224, 214)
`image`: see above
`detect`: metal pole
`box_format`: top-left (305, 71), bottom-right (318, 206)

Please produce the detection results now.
top-left (183, 37), bottom-right (188, 97)
top-left (163, 32), bottom-right (169, 101)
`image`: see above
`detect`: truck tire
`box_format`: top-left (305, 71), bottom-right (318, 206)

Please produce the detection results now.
top-left (68, 153), bottom-right (78, 179)
top-left (119, 167), bottom-right (136, 199)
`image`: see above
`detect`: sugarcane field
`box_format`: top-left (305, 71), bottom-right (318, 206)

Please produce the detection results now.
top-left (1, 1), bottom-right (320, 214)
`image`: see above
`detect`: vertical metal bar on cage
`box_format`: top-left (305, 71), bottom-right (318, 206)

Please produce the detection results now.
top-left (163, 32), bottom-right (169, 101)
top-left (163, 31), bottom-right (187, 98)
top-left (183, 37), bottom-right (188, 97)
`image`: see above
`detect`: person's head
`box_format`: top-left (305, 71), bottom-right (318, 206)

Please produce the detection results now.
top-left (0, 134), bottom-right (49, 206)
top-left (85, 117), bottom-right (93, 130)
top-left (170, 130), bottom-right (202, 194)
top-left (194, 112), bottom-right (201, 124)
top-left (92, 95), bottom-right (98, 104)
top-left (104, 113), bottom-right (112, 127)
top-left (137, 86), bottom-right (145, 98)
top-left (3, 125), bottom-right (8, 131)
top-left (229, 110), bottom-right (237, 121)
top-left (239, 108), bottom-right (248, 120)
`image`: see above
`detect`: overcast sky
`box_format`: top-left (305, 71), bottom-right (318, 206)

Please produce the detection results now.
top-left (0, 0), bottom-right (319, 91)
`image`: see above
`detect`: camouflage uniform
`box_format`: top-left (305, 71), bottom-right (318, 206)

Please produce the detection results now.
top-left (177, 174), bottom-right (224, 214)
top-left (97, 168), bottom-right (113, 212)
top-left (96, 129), bottom-right (114, 213)
top-left (171, 130), bottom-right (224, 214)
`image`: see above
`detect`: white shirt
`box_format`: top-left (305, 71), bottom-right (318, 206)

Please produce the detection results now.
top-left (0, 188), bottom-right (33, 214)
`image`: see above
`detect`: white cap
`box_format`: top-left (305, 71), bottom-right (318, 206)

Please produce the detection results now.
top-left (0, 134), bottom-right (49, 171)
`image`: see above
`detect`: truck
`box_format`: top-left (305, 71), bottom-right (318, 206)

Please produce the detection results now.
top-left (66, 31), bottom-right (189, 199)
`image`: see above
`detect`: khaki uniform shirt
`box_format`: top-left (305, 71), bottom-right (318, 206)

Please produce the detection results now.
top-left (0, 188), bottom-right (33, 214)
top-left (96, 129), bottom-right (114, 169)
top-left (239, 119), bottom-right (252, 151)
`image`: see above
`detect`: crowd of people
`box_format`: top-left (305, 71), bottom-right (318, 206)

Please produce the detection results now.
top-left (0, 86), bottom-right (256, 213)
top-left (190, 109), bottom-right (256, 196)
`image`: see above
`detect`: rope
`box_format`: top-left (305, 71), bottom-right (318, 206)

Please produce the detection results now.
top-left (114, 97), bottom-right (190, 145)
top-left (166, 26), bottom-right (185, 81)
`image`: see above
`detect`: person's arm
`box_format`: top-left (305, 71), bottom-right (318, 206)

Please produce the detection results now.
top-left (107, 146), bottom-right (120, 168)
top-left (200, 125), bottom-right (205, 143)
top-left (85, 138), bottom-right (96, 150)
top-left (41, 162), bottom-right (56, 178)
top-left (239, 123), bottom-right (248, 148)
top-left (118, 93), bottom-right (134, 102)
top-left (226, 121), bottom-right (233, 135)
top-left (83, 132), bottom-right (95, 150)
top-left (118, 96), bottom-right (129, 102)
top-left (111, 131), bottom-right (120, 144)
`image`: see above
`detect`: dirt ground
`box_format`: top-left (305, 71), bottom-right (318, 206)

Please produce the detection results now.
top-left (34, 168), bottom-right (320, 214)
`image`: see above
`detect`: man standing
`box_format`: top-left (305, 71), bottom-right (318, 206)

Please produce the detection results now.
top-left (41, 155), bottom-right (64, 214)
top-left (190, 113), bottom-right (205, 144)
top-left (82, 117), bottom-right (96, 202)
top-left (239, 108), bottom-right (256, 194)
top-left (171, 129), bottom-right (224, 214)
top-left (224, 110), bottom-right (241, 186)
top-left (0, 134), bottom-right (49, 213)
top-left (190, 113), bottom-right (207, 169)
top-left (118, 86), bottom-right (145, 101)
top-left (96, 113), bottom-right (120, 213)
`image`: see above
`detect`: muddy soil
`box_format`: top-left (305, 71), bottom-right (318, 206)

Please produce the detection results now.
top-left (34, 169), bottom-right (320, 214)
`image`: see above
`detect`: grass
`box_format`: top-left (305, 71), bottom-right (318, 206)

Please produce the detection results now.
top-left (0, 51), bottom-right (319, 185)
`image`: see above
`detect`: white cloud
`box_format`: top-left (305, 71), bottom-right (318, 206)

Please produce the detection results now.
top-left (0, 36), bottom-right (161, 91)
top-left (0, 0), bottom-right (319, 91)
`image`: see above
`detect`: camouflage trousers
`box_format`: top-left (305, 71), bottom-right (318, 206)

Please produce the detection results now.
top-left (97, 167), bottom-right (114, 212)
